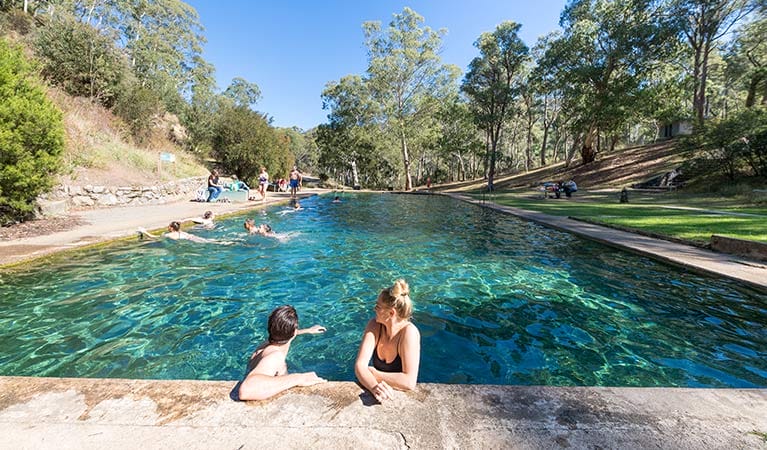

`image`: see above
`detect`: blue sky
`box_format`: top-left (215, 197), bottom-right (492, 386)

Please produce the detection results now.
top-left (185, 1), bottom-right (568, 130)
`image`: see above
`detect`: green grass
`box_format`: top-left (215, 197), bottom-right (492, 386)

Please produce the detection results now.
top-left (469, 189), bottom-right (767, 245)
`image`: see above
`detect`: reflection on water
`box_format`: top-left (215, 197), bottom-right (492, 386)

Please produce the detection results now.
top-left (0, 194), bottom-right (765, 387)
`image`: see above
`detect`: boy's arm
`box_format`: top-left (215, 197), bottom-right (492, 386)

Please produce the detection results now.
top-left (238, 352), bottom-right (325, 401)
top-left (296, 324), bottom-right (326, 335)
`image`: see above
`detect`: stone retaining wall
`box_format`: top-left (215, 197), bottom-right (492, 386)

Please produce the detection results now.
top-left (711, 234), bottom-right (767, 262)
top-left (42, 176), bottom-right (206, 209)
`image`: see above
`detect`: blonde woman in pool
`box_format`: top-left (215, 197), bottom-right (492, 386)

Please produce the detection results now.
top-left (354, 279), bottom-right (421, 402)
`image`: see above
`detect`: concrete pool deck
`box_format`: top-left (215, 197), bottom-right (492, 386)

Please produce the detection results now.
top-left (1, 377), bottom-right (765, 449)
top-left (1, 190), bottom-right (766, 448)
top-left (445, 193), bottom-right (767, 291)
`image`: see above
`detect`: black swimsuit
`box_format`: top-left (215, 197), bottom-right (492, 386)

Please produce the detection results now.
top-left (372, 324), bottom-right (403, 373)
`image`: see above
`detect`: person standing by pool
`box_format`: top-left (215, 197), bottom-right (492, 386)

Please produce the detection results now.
top-left (207, 169), bottom-right (224, 202)
top-left (257, 166), bottom-right (269, 202)
top-left (288, 166), bottom-right (302, 199)
top-left (354, 279), bottom-right (421, 402)
top-left (238, 305), bottom-right (327, 401)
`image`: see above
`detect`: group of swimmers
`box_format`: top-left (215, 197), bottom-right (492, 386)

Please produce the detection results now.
top-left (237, 279), bottom-right (420, 403)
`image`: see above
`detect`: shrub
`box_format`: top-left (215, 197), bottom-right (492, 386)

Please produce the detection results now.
top-left (212, 106), bottom-right (294, 184)
top-left (34, 16), bottom-right (130, 108)
top-left (0, 38), bottom-right (65, 224)
top-left (113, 81), bottom-right (162, 144)
top-left (679, 107), bottom-right (767, 180)
top-left (1, 9), bottom-right (34, 34)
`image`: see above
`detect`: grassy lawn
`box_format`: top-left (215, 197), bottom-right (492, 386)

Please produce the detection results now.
top-left (468, 189), bottom-right (767, 245)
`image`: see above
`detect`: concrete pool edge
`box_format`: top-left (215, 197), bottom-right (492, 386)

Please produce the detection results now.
top-left (0, 376), bottom-right (765, 449)
top-left (0, 191), bottom-right (324, 270)
top-left (444, 193), bottom-right (767, 292)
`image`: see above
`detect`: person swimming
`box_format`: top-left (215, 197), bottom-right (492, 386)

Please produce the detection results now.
top-left (244, 218), bottom-right (276, 237)
top-left (138, 221), bottom-right (214, 243)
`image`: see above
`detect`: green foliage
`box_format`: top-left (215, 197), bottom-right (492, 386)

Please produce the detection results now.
top-left (212, 106), bottom-right (293, 185)
top-left (222, 77), bottom-right (261, 109)
top-left (113, 81), bottom-right (162, 144)
top-left (462, 21), bottom-right (529, 188)
top-left (0, 38), bottom-right (65, 224)
top-left (34, 16), bottom-right (130, 108)
top-left (363, 7), bottom-right (460, 190)
top-left (278, 127), bottom-right (319, 173)
top-left (680, 107), bottom-right (767, 179)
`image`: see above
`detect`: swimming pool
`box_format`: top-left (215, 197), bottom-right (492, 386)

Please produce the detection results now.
top-left (0, 193), bottom-right (765, 387)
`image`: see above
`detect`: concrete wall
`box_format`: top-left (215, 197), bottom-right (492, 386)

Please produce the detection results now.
top-left (711, 234), bottom-right (767, 262)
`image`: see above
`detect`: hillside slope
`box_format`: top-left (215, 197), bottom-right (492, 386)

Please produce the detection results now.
top-left (48, 87), bottom-right (208, 187)
top-left (438, 140), bottom-right (686, 192)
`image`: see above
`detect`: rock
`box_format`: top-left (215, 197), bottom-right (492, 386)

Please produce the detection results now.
top-left (72, 195), bottom-right (95, 207)
top-left (97, 194), bottom-right (118, 206)
top-left (35, 200), bottom-right (69, 218)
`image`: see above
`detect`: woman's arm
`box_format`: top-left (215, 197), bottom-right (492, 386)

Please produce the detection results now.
top-left (137, 227), bottom-right (160, 240)
top-left (354, 320), bottom-right (394, 401)
top-left (369, 324), bottom-right (420, 391)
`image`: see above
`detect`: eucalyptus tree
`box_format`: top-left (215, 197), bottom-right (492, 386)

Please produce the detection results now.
top-left (222, 77), bottom-right (261, 109)
top-left (530, 32), bottom-right (565, 166)
top-left (540, 0), bottom-right (677, 164)
top-left (182, 55), bottom-right (218, 154)
top-left (669, 0), bottom-right (757, 124)
top-left (363, 7), bottom-right (460, 190)
top-left (318, 75), bottom-right (393, 188)
top-left (461, 21), bottom-right (529, 190)
top-left (435, 98), bottom-right (484, 181)
top-left (725, 14), bottom-right (767, 107)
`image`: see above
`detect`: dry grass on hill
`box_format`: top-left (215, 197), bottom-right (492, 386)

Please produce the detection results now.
top-left (437, 140), bottom-right (686, 192)
top-left (48, 87), bottom-right (208, 187)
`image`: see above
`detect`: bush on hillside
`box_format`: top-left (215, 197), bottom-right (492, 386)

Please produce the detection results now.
top-left (0, 9), bottom-right (34, 34)
top-left (113, 81), bottom-right (162, 144)
top-left (679, 107), bottom-right (767, 180)
top-left (212, 106), bottom-right (294, 185)
top-left (34, 16), bottom-right (130, 108)
top-left (0, 38), bottom-right (65, 225)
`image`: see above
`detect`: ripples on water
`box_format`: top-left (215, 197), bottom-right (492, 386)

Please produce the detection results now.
top-left (0, 194), bottom-right (765, 387)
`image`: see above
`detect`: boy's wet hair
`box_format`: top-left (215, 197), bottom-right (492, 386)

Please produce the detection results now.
top-left (268, 305), bottom-right (298, 344)
top-left (169, 221), bottom-right (181, 231)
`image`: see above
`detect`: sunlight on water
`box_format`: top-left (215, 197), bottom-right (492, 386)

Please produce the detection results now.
top-left (0, 193), bottom-right (765, 387)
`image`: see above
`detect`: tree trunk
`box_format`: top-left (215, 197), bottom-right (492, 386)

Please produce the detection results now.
top-left (540, 124), bottom-right (549, 167)
top-left (566, 134), bottom-right (580, 168)
top-left (580, 127), bottom-right (598, 164)
top-left (399, 130), bottom-right (413, 191)
top-left (745, 73), bottom-right (764, 107)
top-left (350, 161), bottom-right (360, 188)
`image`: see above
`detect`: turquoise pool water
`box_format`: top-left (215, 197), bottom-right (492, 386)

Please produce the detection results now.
top-left (1, 194), bottom-right (765, 387)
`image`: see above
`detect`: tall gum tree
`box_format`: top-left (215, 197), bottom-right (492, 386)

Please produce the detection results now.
top-left (461, 21), bottom-right (529, 191)
top-left (540, 0), bottom-right (677, 164)
top-left (670, 0), bottom-right (756, 124)
top-left (363, 7), bottom-right (459, 191)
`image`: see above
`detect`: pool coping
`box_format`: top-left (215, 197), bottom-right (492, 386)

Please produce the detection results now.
top-left (0, 376), bottom-right (765, 448)
top-left (444, 193), bottom-right (767, 292)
